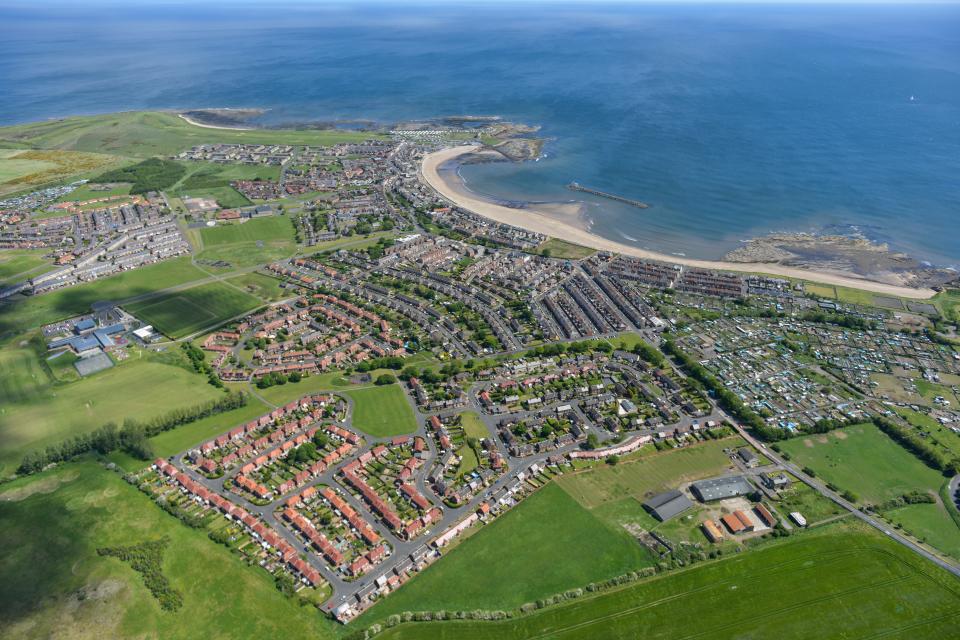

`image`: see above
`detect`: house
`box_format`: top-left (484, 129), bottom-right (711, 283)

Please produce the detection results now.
top-left (737, 447), bottom-right (759, 468)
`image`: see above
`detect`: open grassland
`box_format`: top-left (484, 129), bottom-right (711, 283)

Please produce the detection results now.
top-left (225, 272), bottom-right (289, 302)
top-left (537, 238), bottom-right (597, 260)
top-left (895, 406), bottom-right (960, 459)
top-left (197, 216), bottom-right (297, 268)
top-left (0, 462), bottom-right (338, 640)
top-left (346, 384), bottom-right (419, 437)
top-left (179, 186), bottom-right (252, 209)
top-left (780, 424), bottom-right (945, 504)
top-left (372, 523), bottom-right (960, 640)
top-left (178, 160), bottom-right (280, 189)
top-left (933, 289), bottom-right (960, 324)
top-left (0, 249), bottom-right (54, 287)
top-left (0, 354), bottom-right (221, 476)
top-left (780, 424), bottom-right (960, 561)
top-left (124, 281), bottom-right (262, 338)
top-left (107, 398), bottom-right (272, 473)
top-left (0, 257), bottom-right (206, 338)
top-left (357, 483), bottom-right (656, 624)
top-left (0, 111), bottom-right (387, 158)
top-left (460, 411), bottom-right (491, 440)
top-left (0, 148), bottom-right (123, 197)
top-left (556, 437), bottom-right (740, 510)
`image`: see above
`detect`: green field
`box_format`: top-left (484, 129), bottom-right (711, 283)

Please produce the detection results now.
top-left (779, 424), bottom-right (945, 505)
top-left (180, 186), bottom-right (252, 209)
top-left (0, 250), bottom-right (53, 286)
top-left (358, 483), bottom-right (656, 623)
top-left (895, 406), bottom-right (960, 458)
top-left (556, 437), bottom-right (740, 510)
top-left (107, 398), bottom-right (272, 472)
top-left (196, 216), bottom-right (297, 268)
top-left (346, 384), bottom-right (418, 437)
top-left (537, 238), bottom-right (597, 260)
top-left (0, 257), bottom-right (206, 338)
top-left (0, 462), bottom-right (338, 640)
top-left (0, 111), bottom-right (387, 158)
top-left (779, 424), bottom-right (960, 561)
top-left (225, 272), bottom-right (289, 302)
top-left (0, 354), bottom-right (221, 476)
top-left (372, 523), bottom-right (960, 640)
top-left (124, 281), bottom-right (262, 338)
top-left (460, 411), bottom-right (491, 440)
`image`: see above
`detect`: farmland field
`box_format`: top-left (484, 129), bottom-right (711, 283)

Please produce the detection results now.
top-left (555, 437), bottom-right (740, 510)
top-left (357, 483), bottom-right (656, 624)
top-left (0, 257), bottom-right (206, 337)
top-left (346, 384), bottom-right (418, 437)
top-left (0, 462), bottom-right (339, 640)
top-left (372, 523), bottom-right (960, 640)
top-left (0, 356), bottom-right (221, 476)
top-left (124, 281), bottom-right (262, 338)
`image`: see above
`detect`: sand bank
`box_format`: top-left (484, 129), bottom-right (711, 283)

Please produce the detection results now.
top-left (421, 146), bottom-right (937, 300)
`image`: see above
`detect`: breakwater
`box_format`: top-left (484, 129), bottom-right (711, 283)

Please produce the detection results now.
top-left (567, 182), bottom-right (649, 209)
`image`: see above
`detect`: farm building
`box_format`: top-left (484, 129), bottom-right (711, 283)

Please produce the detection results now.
top-left (643, 490), bottom-right (694, 522)
top-left (702, 519), bottom-right (724, 542)
top-left (690, 476), bottom-right (755, 502)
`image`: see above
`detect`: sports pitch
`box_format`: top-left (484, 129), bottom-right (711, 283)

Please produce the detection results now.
top-left (124, 282), bottom-right (262, 338)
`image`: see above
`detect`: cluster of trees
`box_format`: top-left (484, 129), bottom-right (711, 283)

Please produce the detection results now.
top-left (874, 415), bottom-right (960, 476)
top-left (873, 490), bottom-right (936, 513)
top-left (375, 373), bottom-right (397, 386)
top-left (93, 158), bottom-right (186, 195)
top-left (96, 537), bottom-right (183, 611)
top-left (255, 371), bottom-right (302, 388)
top-left (525, 339), bottom-right (612, 359)
top-left (799, 310), bottom-right (876, 331)
top-left (355, 356), bottom-right (406, 372)
top-left (18, 392), bottom-right (248, 474)
top-left (661, 340), bottom-right (783, 442)
top-left (181, 343), bottom-right (223, 388)
top-left (630, 340), bottom-right (664, 367)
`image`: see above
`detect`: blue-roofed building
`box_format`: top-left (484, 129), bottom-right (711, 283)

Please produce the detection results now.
top-left (74, 318), bottom-right (96, 334)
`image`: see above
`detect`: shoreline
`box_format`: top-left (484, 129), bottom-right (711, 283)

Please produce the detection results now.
top-left (421, 145), bottom-right (938, 300)
top-left (178, 113), bottom-right (254, 131)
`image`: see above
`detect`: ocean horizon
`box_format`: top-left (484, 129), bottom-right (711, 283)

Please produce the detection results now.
top-left (2, 2), bottom-right (958, 265)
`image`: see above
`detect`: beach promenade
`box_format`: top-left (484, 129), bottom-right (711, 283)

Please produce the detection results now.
top-left (421, 145), bottom-right (937, 300)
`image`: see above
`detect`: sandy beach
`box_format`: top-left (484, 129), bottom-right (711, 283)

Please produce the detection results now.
top-left (422, 146), bottom-right (937, 300)
top-left (178, 114), bottom-right (253, 131)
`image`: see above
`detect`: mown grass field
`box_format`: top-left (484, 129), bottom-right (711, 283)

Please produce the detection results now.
top-left (0, 257), bottom-right (206, 337)
top-left (0, 462), bottom-right (339, 640)
top-left (357, 482), bottom-right (656, 624)
top-left (0, 249), bottom-right (53, 286)
top-left (0, 111), bottom-right (386, 158)
top-left (197, 216), bottom-right (297, 268)
top-left (372, 523), bottom-right (960, 640)
top-left (0, 352), bottom-right (222, 476)
top-left (555, 437), bottom-right (740, 510)
top-left (346, 384), bottom-right (418, 437)
top-left (124, 281), bottom-right (262, 338)
top-left (225, 272), bottom-right (289, 302)
top-left (537, 238), bottom-right (596, 260)
top-left (779, 424), bottom-right (945, 505)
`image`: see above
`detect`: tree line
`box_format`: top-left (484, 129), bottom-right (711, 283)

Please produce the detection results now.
top-left (18, 392), bottom-right (248, 475)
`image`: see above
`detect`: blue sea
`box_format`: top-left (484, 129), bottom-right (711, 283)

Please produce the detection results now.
top-left (2, 2), bottom-right (958, 264)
